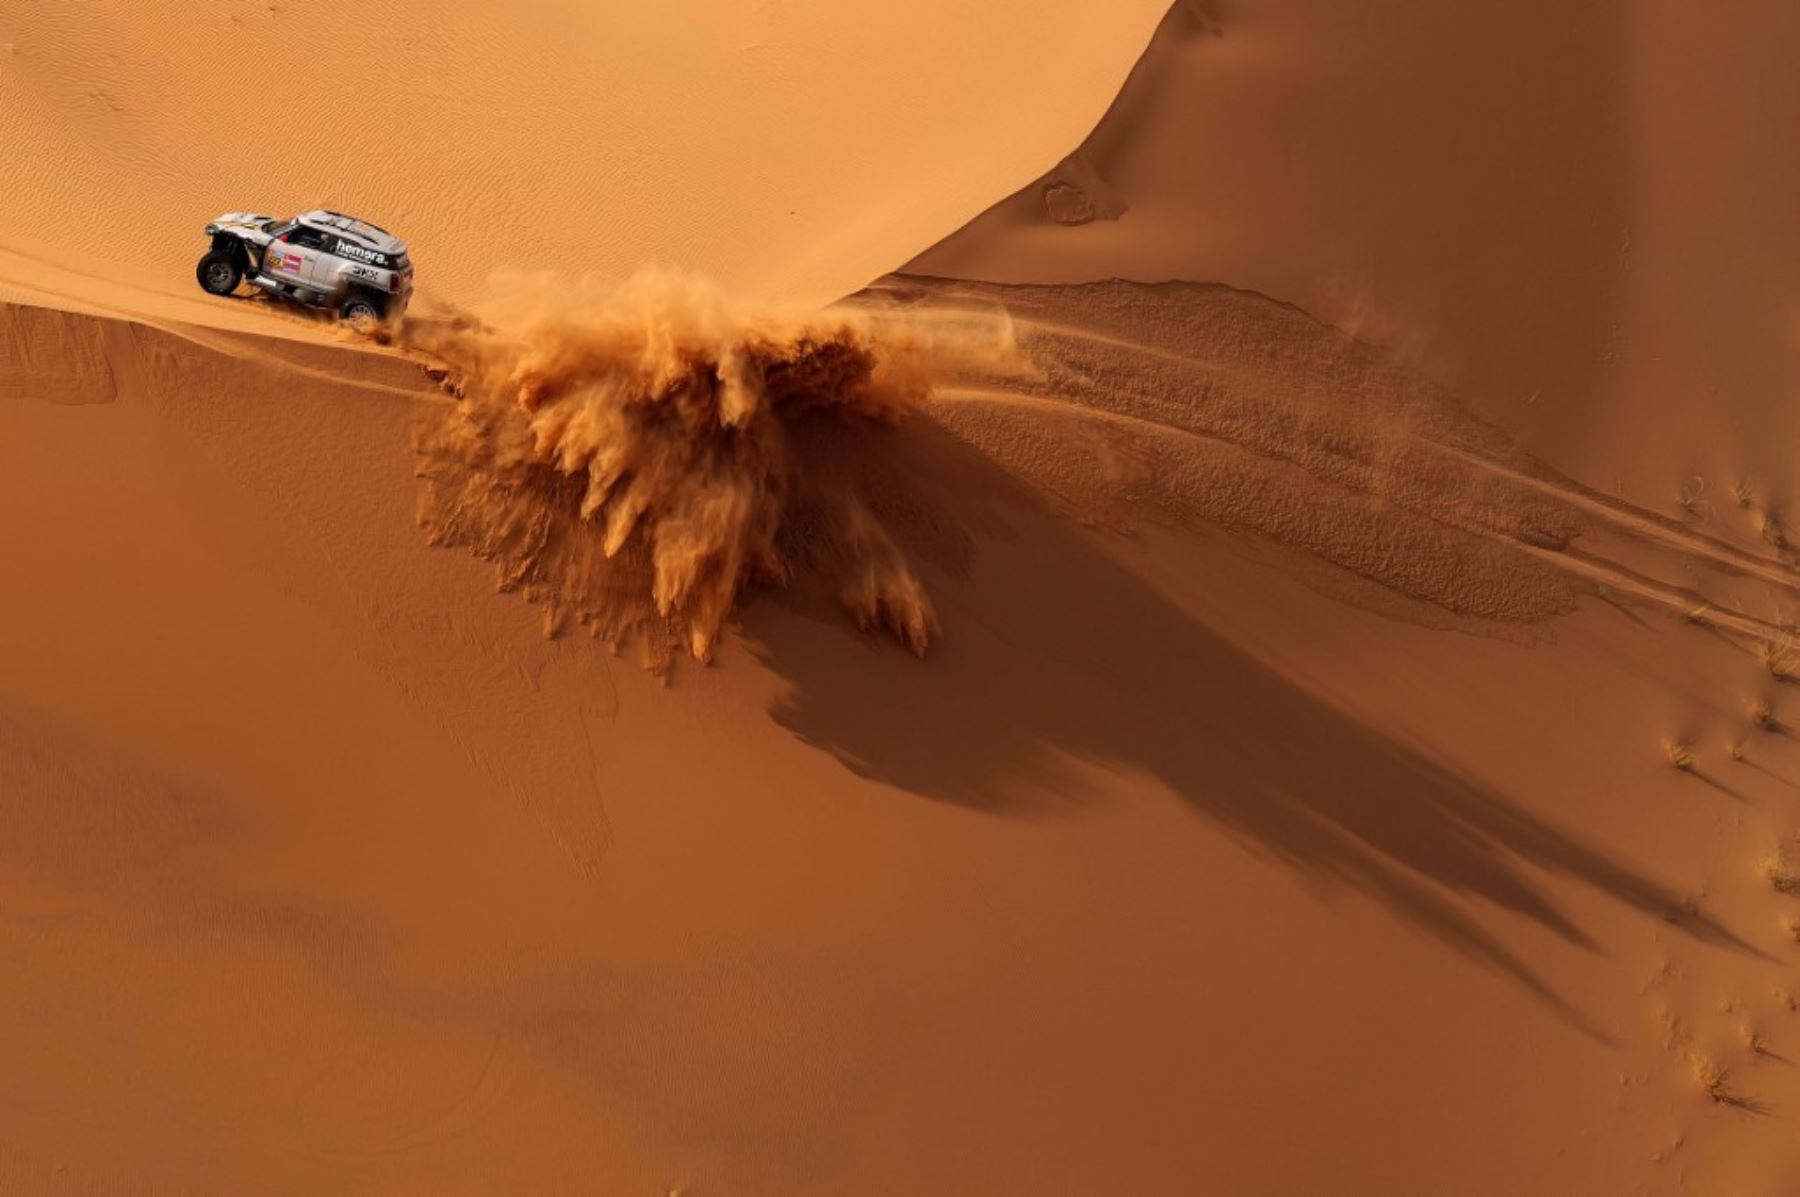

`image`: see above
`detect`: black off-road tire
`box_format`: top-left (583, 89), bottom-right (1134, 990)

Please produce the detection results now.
top-left (338, 293), bottom-right (384, 326)
top-left (196, 249), bottom-right (243, 296)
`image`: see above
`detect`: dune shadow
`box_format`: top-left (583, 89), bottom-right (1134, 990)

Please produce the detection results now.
top-left (748, 416), bottom-right (1764, 1031)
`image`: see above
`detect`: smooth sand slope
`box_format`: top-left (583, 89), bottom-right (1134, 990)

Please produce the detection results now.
top-left (0, 0), bottom-right (1166, 308)
top-left (914, 0), bottom-right (1800, 502)
top-left (5, 2), bottom-right (1800, 1195)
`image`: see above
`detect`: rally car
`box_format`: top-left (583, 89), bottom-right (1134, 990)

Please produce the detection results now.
top-left (195, 210), bottom-right (413, 323)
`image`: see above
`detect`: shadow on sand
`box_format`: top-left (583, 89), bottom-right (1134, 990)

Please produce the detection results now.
top-left (748, 416), bottom-right (1764, 1036)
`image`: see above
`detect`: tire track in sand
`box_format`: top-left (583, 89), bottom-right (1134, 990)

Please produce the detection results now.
top-left (857, 276), bottom-right (1800, 644)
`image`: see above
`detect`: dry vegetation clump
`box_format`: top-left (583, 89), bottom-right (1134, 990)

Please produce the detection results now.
top-left (1677, 476), bottom-right (1712, 521)
top-left (1664, 739), bottom-right (1696, 771)
top-left (1727, 738), bottom-right (1747, 762)
top-left (1749, 697), bottom-right (1779, 730)
top-left (1687, 1053), bottom-right (1768, 1112)
top-left (1758, 507), bottom-right (1788, 550)
top-left (1691, 1054), bottom-right (1737, 1102)
top-left (1759, 638), bottom-right (1796, 679)
top-left (1732, 479), bottom-right (1756, 509)
top-left (1760, 848), bottom-right (1800, 895)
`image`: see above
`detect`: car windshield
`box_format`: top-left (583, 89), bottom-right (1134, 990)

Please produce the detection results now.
top-left (265, 220), bottom-right (297, 239)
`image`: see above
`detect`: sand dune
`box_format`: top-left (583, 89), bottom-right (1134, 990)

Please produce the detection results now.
top-left (7, 282), bottom-right (1800, 1193)
top-left (5, 2), bottom-right (1800, 1194)
top-left (0, 0), bottom-right (1167, 307)
top-left (914, 0), bottom-right (1800, 501)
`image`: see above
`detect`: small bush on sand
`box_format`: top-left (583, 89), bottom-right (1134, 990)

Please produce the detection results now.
top-left (1761, 849), bottom-right (1800, 895)
top-left (1692, 1054), bottom-right (1735, 1102)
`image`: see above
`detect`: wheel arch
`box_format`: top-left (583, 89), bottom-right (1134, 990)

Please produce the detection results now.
top-left (341, 286), bottom-right (389, 316)
top-left (209, 233), bottom-right (256, 270)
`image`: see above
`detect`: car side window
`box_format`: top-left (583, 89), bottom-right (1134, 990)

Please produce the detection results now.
top-left (288, 227), bottom-right (326, 250)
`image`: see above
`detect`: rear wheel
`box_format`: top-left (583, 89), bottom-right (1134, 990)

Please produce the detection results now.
top-left (196, 250), bottom-right (242, 296)
top-left (338, 293), bottom-right (383, 326)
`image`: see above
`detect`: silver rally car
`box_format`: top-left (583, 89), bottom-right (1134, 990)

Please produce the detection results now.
top-left (196, 209), bottom-right (413, 323)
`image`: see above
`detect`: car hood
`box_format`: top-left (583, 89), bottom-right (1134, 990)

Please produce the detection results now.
top-left (206, 213), bottom-right (278, 245)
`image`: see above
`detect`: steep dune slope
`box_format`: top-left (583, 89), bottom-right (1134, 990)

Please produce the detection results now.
top-left (0, 0), bottom-right (1167, 307)
top-left (6, 279), bottom-right (1800, 1193)
top-left (912, 0), bottom-right (1800, 503)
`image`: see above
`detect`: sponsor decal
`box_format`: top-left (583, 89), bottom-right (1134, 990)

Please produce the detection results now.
top-left (345, 263), bottom-right (382, 282)
top-left (333, 238), bottom-right (383, 265)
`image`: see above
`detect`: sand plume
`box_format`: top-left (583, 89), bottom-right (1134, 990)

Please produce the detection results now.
top-left (404, 273), bottom-right (966, 663)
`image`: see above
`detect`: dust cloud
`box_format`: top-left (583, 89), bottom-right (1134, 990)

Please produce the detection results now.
top-left (402, 271), bottom-right (1011, 665)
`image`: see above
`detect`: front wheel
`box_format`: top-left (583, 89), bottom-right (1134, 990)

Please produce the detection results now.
top-left (196, 250), bottom-right (242, 296)
top-left (338, 294), bottom-right (383, 326)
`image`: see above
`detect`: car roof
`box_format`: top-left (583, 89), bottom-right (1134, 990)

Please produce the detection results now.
top-left (296, 209), bottom-right (408, 255)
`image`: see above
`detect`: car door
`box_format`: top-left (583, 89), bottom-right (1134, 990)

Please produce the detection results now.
top-left (267, 225), bottom-right (328, 291)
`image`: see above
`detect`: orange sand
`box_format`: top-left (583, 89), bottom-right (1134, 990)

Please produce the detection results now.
top-left (4, 3), bottom-right (1800, 1194)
